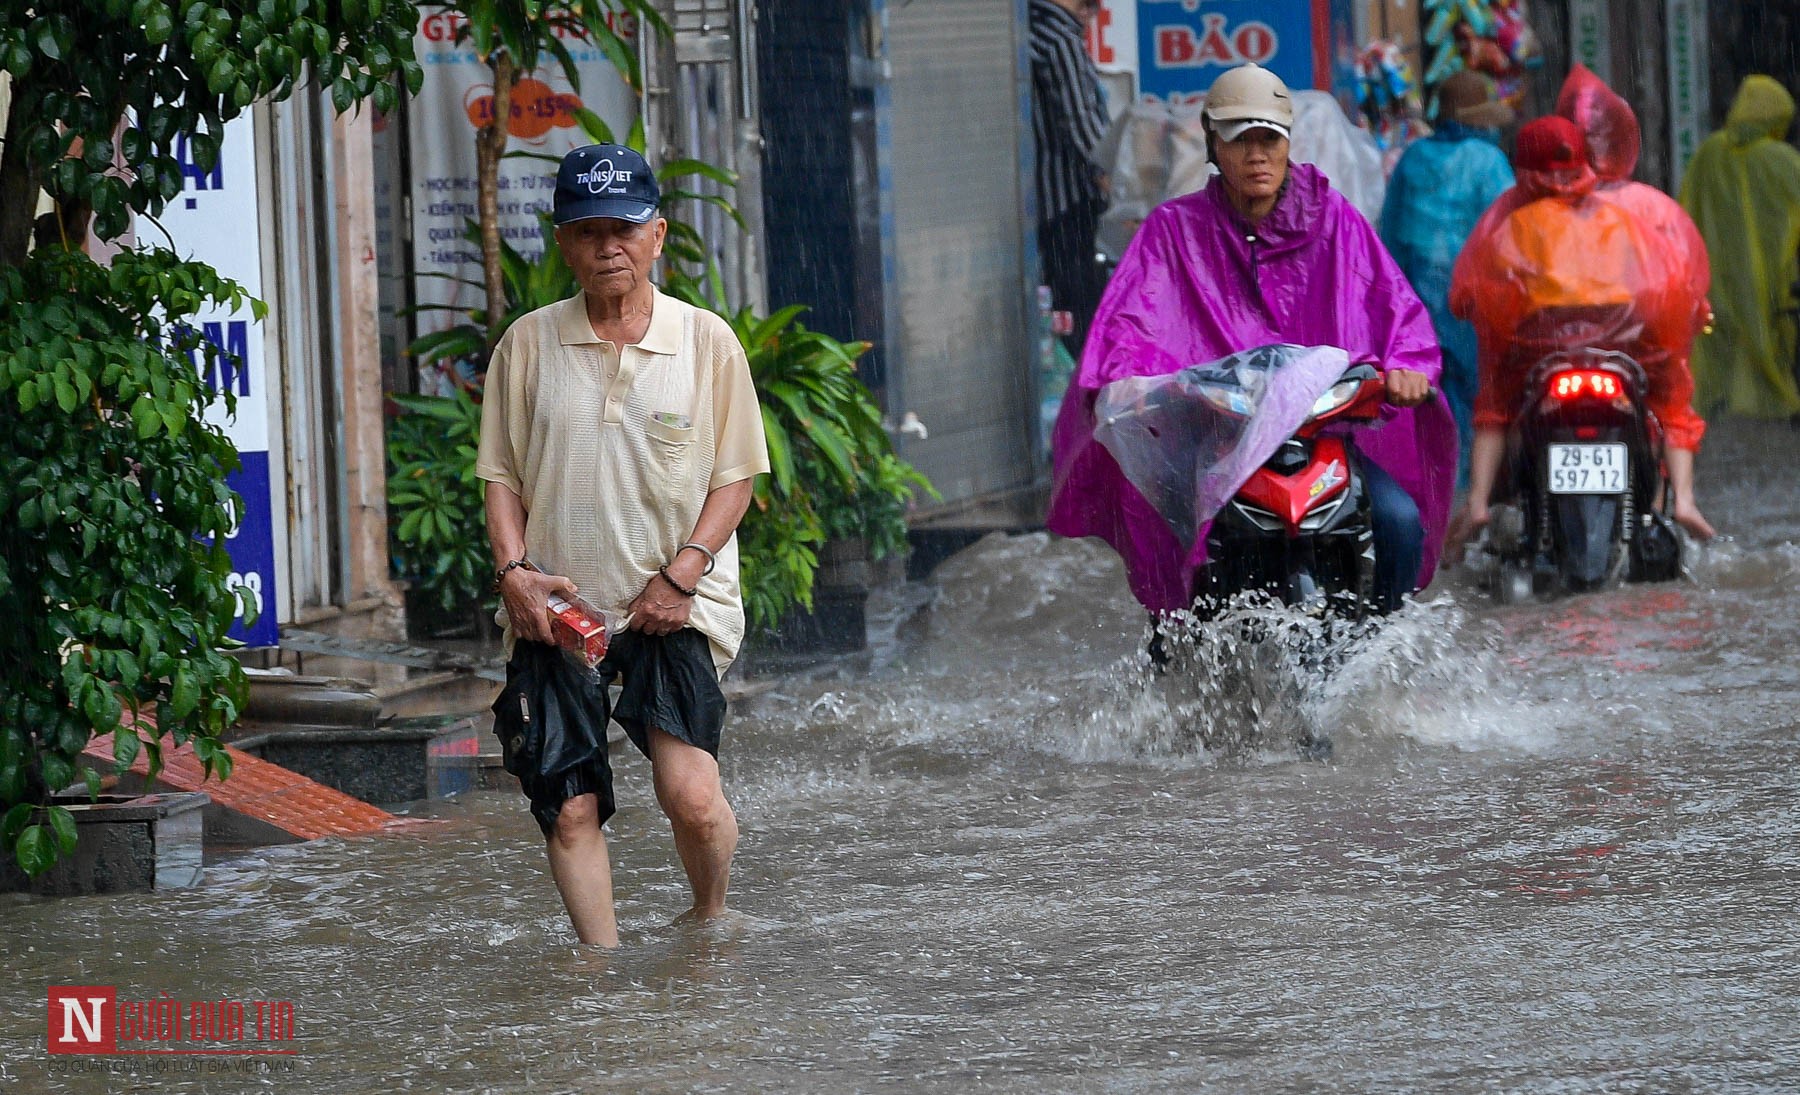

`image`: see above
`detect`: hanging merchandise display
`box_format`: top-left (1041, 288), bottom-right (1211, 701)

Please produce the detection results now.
top-left (1353, 38), bottom-right (1426, 156)
top-left (1421, 0), bottom-right (1541, 112)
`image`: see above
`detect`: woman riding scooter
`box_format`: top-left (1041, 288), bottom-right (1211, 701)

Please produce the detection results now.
top-left (1048, 63), bottom-right (1457, 615)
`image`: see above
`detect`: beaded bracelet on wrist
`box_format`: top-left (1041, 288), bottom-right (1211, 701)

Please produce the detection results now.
top-left (492, 557), bottom-right (537, 593)
top-left (657, 565), bottom-right (698, 598)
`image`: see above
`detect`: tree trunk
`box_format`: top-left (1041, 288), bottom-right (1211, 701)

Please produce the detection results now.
top-left (477, 52), bottom-right (516, 353)
top-left (0, 94), bottom-right (45, 268)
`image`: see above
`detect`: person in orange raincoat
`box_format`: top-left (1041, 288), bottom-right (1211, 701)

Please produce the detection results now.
top-left (1556, 63), bottom-right (1713, 350)
top-left (1449, 115), bottom-right (1715, 547)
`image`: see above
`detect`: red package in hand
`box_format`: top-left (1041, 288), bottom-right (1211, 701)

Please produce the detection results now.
top-left (545, 593), bottom-right (619, 668)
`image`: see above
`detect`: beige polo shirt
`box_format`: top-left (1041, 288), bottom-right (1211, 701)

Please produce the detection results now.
top-left (476, 287), bottom-right (770, 674)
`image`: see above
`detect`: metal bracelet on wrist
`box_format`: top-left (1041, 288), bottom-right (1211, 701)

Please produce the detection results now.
top-left (676, 541), bottom-right (717, 576)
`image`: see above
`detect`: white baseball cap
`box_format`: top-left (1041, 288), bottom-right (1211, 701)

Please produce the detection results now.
top-left (1204, 64), bottom-right (1295, 142)
top-left (1211, 118), bottom-right (1293, 142)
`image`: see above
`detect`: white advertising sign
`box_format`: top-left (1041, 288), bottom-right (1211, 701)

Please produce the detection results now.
top-left (152, 114), bottom-right (279, 646)
top-left (407, 12), bottom-right (638, 388)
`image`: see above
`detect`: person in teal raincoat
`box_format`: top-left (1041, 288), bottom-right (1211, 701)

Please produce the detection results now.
top-left (1380, 71), bottom-right (1516, 482)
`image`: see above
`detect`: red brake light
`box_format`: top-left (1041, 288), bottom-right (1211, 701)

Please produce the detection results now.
top-left (1550, 371), bottom-right (1621, 400)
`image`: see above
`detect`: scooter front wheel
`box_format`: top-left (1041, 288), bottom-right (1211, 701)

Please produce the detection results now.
top-left (1497, 562), bottom-right (1534, 605)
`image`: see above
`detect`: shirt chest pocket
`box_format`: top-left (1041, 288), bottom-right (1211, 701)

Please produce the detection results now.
top-left (640, 412), bottom-right (701, 513)
top-left (644, 415), bottom-right (697, 448)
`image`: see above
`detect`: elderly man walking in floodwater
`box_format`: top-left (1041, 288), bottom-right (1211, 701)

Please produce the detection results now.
top-left (477, 143), bottom-right (770, 947)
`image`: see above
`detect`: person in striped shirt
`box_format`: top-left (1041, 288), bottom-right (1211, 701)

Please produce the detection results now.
top-left (1029, 0), bottom-right (1111, 356)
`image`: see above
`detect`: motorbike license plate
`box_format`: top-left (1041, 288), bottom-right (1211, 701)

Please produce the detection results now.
top-left (1547, 443), bottom-right (1628, 494)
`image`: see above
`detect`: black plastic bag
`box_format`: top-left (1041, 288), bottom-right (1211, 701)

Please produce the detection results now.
top-left (490, 640), bottom-right (612, 783)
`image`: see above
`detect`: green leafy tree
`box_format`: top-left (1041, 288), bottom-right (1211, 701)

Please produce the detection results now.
top-left (0, 0), bottom-right (426, 875)
top-left (0, 249), bottom-right (261, 875)
top-left (0, 0), bottom-right (424, 267)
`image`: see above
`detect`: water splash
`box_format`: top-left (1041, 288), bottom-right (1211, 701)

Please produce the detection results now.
top-left (759, 533), bottom-right (1602, 769)
top-left (1044, 592), bottom-right (1540, 763)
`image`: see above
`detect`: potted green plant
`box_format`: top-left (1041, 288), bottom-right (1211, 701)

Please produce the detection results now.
top-left (665, 274), bottom-right (936, 650)
top-left (814, 450), bottom-right (935, 588)
top-left (787, 449), bottom-right (934, 657)
top-left (385, 387), bottom-right (493, 637)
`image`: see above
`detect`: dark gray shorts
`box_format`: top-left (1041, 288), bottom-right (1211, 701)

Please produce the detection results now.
top-left (496, 628), bottom-right (726, 836)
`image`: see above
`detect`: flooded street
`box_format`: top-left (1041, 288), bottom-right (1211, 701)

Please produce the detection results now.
top-left (4, 417), bottom-right (1799, 1093)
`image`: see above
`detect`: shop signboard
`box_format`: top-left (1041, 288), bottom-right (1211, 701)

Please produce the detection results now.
top-left (1664, 0), bottom-right (1707, 189)
top-left (158, 115), bottom-right (279, 647)
top-left (403, 11), bottom-right (637, 389)
top-left (1087, 0), bottom-right (1138, 77)
top-left (1134, 0), bottom-right (1332, 102)
top-left (1569, 0), bottom-right (1611, 83)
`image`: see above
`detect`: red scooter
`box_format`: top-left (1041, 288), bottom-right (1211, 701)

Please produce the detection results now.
top-left (1093, 344), bottom-right (1392, 619)
top-left (1189, 359), bottom-right (1389, 616)
top-left (1482, 348), bottom-right (1681, 602)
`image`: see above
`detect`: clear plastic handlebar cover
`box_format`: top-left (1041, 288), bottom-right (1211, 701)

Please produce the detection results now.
top-left (1093, 344), bottom-right (1357, 549)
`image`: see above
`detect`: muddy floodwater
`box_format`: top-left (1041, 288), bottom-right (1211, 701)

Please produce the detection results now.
top-left (3, 418), bottom-right (1799, 1093)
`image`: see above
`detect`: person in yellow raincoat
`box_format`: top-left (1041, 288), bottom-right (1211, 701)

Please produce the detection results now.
top-left (1679, 76), bottom-right (1800, 420)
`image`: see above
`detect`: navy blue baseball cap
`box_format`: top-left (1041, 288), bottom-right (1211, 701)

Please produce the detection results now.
top-left (553, 144), bottom-right (660, 226)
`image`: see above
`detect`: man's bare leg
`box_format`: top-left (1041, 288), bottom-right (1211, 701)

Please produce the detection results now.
top-left (545, 793), bottom-right (620, 947)
top-left (647, 729), bottom-right (738, 919)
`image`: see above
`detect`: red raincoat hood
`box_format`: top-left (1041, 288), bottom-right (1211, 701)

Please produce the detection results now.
top-left (1515, 164), bottom-right (1600, 201)
top-left (1558, 63), bottom-right (1641, 182)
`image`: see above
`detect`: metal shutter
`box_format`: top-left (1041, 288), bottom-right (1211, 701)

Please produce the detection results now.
top-left (884, 0), bottom-right (1038, 507)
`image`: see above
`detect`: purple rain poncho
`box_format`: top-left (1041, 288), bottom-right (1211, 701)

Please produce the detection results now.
top-left (1047, 162), bottom-right (1458, 613)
